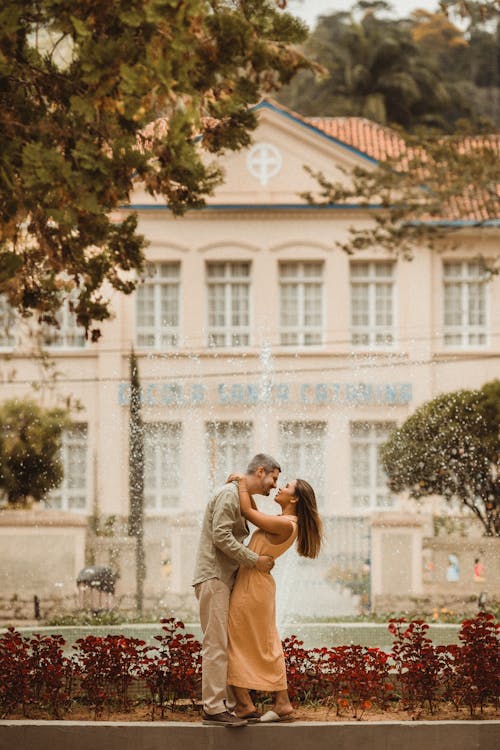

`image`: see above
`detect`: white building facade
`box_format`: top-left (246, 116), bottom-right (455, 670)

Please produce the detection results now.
top-left (1, 101), bottom-right (499, 613)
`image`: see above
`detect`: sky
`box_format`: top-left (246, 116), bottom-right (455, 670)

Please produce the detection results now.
top-left (289, 0), bottom-right (443, 29)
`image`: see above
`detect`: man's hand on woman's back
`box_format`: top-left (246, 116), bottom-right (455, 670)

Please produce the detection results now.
top-left (255, 555), bottom-right (274, 573)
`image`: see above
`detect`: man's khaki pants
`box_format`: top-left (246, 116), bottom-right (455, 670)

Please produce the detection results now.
top-left (195, 578), bottom-right (236, 715)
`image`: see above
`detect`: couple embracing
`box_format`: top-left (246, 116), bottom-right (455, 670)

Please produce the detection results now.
top-left (192, 453), bottom-right (322, 727)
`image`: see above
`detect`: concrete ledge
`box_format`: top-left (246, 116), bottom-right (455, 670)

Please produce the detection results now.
top-left (1, 720), bottom-right (499, 750)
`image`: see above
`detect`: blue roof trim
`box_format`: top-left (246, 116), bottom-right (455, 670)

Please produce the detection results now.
top-left (252, 100), bottom-right (379, 166)
top-left (122, 205), bottom-right (499, 224)
top-left (409, 219), bottom-right (500, 227)
top-left (125, 202), bottom-right (383, 211)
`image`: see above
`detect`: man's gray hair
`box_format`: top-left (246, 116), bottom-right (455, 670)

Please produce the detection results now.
top-left (247, 453), bottom-right (281, 474)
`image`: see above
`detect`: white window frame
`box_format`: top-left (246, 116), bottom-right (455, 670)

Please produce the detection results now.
top-left (350, 422), bottom-right (395, 512)
top-left (144, 422), bottom-right (182, 513)
top-left (0, 295), bottom-right (16, 350)
top-left (279, 261), bottom-right (324, 347)
top-left (136, 262), bottom-right (181, 349)
top-left (206, 421), bottom-right (253, 489)
top-left (350, 261), bottom-right (396, 349)
top-left (43, 293), bottom-right (86, 350)
top-left (443, 261), bottom-right (489, 348)
top-left (206, 262), bottom-right (251, 347)
top-left (278, 421), bottom-right (327, 507)
top-left (45, 425), bottom-right (88, 512)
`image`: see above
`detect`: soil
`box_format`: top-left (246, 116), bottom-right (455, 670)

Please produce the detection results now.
top-left (8, 702), bottom-right (499, 723)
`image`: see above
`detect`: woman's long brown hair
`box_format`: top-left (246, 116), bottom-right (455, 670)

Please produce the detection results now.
top-left (294, 479), bottom-right (323, 559)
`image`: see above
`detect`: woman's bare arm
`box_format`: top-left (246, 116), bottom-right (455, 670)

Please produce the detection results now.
top-left (226, 472), bottom-right (257, 509)
top-left (236, 478), bottom-right (294, 538)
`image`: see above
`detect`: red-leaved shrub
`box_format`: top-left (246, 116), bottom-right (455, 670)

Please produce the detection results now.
top-left (389, 618), bottom-right (448, 713)
top-left (0, 613), bottom-right (497, 721)
top-left (29, 633), bottom-right (71, 718)
top-left (0, 628), bottom-right (31, 717)
top-left (455, 612), bottom-right (500, 715)
top-left (141, 618), bottom-right (201, 718)
top-left (73, 634), bottom-right (145, 718)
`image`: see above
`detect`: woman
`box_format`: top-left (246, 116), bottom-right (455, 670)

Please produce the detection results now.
top-left (225, 474), bottom-right (322, 723)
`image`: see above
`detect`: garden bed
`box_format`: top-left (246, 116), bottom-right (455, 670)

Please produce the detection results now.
top-left (6, 701), bottom-right (500, 723)
top-left (0, 613), bottom-right (498, 723)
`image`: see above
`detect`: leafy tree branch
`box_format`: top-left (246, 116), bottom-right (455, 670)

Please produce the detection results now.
top-left (0, 0), bottom-right (309, 339)
top-left (302, 128), bottom-right (500, 265)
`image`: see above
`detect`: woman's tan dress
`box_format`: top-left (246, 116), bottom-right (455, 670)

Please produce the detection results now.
top-left (227, 518), bottom-right (298, 691)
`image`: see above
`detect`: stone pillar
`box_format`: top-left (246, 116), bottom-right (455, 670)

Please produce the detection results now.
top-left (0, 509), bottom-right (87, 618)
top-left (370, 513), bottom-right (425, 603)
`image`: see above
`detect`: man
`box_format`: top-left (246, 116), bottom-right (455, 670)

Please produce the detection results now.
top-left (192, 453), bottom-right (281, 727)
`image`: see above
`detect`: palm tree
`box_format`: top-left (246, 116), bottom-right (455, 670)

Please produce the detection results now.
top-left (279, 8), bottom-right (473, 130)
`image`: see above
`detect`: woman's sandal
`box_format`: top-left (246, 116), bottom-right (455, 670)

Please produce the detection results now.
top-left (259, 710), bottom-right (294, 723)
top-left (239, 710), bottom-right (262, 723)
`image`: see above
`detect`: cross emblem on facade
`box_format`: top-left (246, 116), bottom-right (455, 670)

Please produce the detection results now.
top-left (246, 143), bottom-right (282, 186)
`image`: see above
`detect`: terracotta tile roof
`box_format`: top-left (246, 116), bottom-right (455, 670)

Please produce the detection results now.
top-left (308, 115), bottom-right (500, 222)
top-left (309, 115), bottom-right (500, 163)
top-left (308, 116), bottom-right (408, 161)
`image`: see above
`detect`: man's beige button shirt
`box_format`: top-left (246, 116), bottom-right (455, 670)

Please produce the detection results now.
top-left (192, 482), bottom-right (259, 589)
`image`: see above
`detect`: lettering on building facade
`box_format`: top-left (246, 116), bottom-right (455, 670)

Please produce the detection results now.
top-left (118, 381), bottom-right (413, 407)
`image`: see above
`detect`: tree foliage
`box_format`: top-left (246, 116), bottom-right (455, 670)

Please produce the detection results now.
top-left (0, 0), bottom-right (309, 339)
top-left (440, 1), bottom-right (500, 19)
top-left (431, 4), bottom-right (500, 126)
top-left (380, 380), bottom-right (500, 537)
top-left (302, 127), bottom-right (500, 264)
top-left (0, 398), bottom-right (70, 505)
top-left (287, 1), bottom-right (500, 261)
top-left (278, 4), bottom-right (481, 130)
